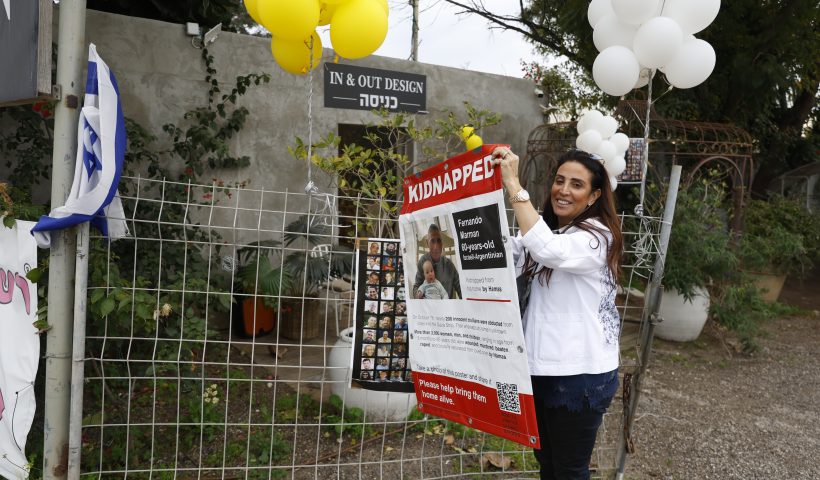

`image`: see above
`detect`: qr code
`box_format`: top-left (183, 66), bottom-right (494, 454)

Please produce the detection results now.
top-left (496, 382), bottom-right (520, 414)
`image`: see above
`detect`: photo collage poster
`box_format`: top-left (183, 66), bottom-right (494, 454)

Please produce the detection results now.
top-left (350, 238), bottom-right (414, 393)
top-left (618, 137), bottom-right (646, 183)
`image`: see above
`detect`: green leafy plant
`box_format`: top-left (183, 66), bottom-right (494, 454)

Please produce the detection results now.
top-left (235, 239), bottom-right (295, 308)
top-left (662, 181), bottom-right (738, 300)
top-left (293, 103), bottom-right (502, 237)
top-left (324, 394), bottom-right (374, 440)
top-left (710, 279), bottom-right (777, 352)
top-left (281, 215), bottom-right (353, 298)
top-left (739, 195), bottom-right (819, 277)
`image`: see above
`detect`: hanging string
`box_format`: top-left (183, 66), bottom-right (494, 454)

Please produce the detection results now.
top-left (305, 36), bottom-right (318, 195)
top-left (636, 68), bottom-right (655, 217)
top-left (301, 39), bottom-right (342, 229)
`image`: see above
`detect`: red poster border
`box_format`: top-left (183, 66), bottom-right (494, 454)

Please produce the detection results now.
top-left (402, 144), bottom-right (541, 449)
top-left (401, 144), bottom-right (506, 215)
top-left (413, 372), bottom-right (540, 449)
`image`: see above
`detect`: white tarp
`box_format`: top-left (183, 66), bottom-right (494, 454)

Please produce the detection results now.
top-left (0, 220), bottom-right (39, 479)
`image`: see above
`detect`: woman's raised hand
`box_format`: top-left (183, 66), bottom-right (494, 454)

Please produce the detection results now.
top-left (491, 146), bottom-right (521, 192)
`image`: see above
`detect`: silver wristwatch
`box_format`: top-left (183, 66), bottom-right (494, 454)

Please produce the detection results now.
top-left (509, 188), bottom-right (530, 203)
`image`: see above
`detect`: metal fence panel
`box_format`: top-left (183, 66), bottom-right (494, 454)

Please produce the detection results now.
top-left (75, 176), bottom-right (666, 479)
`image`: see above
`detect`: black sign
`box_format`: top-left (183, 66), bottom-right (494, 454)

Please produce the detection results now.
top-left (452, 204), bottom-right (507, 270)
top-left (324, 63), bottom-right (426, 113)
top-left (0, 0), bottom-right (52, 105)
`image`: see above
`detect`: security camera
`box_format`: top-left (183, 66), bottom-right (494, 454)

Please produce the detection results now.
top-left (203, 23), bottom-right (222, 46)
top-left (534, 87), bottom-right (544, 98)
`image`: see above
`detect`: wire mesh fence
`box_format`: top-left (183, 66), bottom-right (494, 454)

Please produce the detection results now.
top-left (76, 175), bottom-right (667, 479)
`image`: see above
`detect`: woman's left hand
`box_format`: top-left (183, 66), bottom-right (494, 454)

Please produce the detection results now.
top-left (491, 147), bottom-right (521, 192)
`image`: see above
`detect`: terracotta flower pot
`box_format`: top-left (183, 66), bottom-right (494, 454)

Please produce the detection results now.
top-left (747, 271), bottom-right (787, 303)
top-left (234, 297), bottom-right (275, 338)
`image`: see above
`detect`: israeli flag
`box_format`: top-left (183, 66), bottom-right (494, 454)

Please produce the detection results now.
top-left (31, 44), bottom-right (129, 248)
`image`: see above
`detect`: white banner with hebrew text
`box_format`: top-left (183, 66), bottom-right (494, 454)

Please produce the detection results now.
top-left (0, 220), bottom-right (39, 479)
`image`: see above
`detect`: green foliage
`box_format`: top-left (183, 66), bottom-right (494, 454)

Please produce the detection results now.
top-left (0, 183), bottom-right (46, 224)
top-left (709, 279), bottom-right (777, 352)
top-left (161, 48), bottom-right (270, 177)
top-left (86, 0), bottom-right (243, 32)
top-left (663, 181), bottom-right (738, 300)
top-left (739, 195), bottom-right (819, 277)
top-left (281, 215), bottom-right (354, 297)
top-left (0, 101), bottom-right (55, 191)
top-left (521, 59), bottom-right (607, 117)
top-left (237, 255), bottom-right (293, 306)
top-left (273, 393), bottom-right (321, 423)
top-left (295, 103), bottom-right (501, 237)
top-left (324, 394), bottom-right (374, 440)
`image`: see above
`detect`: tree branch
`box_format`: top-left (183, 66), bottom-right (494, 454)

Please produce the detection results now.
top-left (441, 0), bottom-right (584, 63)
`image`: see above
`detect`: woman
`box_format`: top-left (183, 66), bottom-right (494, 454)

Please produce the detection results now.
top-left (492, 147), bottom-right (623, 480)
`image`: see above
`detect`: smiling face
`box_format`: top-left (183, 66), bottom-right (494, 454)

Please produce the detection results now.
top-left (551, 160), bottom-right (601, 227)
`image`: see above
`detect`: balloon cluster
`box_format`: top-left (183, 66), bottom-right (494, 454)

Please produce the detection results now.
top-left (575, 110), bottom-right (628, 190)
top-left (244, 0), bottom-right (389, 75)
top-left (588, 0), bottom-right (719, 96)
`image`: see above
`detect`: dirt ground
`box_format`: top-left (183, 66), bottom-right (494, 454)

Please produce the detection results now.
top-left (623, 272), bottom-right (820, 479)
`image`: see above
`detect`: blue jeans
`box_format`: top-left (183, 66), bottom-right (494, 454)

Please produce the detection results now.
top-left (532, 382), bottom-right (605, 479)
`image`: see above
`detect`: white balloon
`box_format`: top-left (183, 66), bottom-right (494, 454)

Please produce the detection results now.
top-left (594, 115), bottom-right (619, 139)
top-left (593, 15), bottom-right (638, 52)
top-left (664, 0), bottom-right (721, 34)
top-left (593, 46), bottom-right (641, 97)
top-left (610, 132), bottom-right (630, 153)
top-left (664, 38), bottom-right (716, 89)
top-left (610, 175), bottom-right (619, 191)
top-left (577, 110), bottom-right (603, 134)
top-left (594, 140), bottom-right (617, 162)
top-left (588, 0), bottom-right (615, 28)
top-left (633, 16), bottom-right (683, 69)
top-left (605, 155), bottom-right (627, 176)
top-left (576, 129), bottom-right (603, 153)
top-left (657, 35), bottom-right (692, 73)
top-left (611, 0), bottom-right (661, 25)
top-left (634, 67), bottom-right (651, 88)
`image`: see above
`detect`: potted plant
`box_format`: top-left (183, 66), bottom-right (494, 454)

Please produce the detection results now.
top-left (738, 195), bottom-right (819, 301)
top-left (232, 242), bottom-right (293, 338)
top-left (278, 215), bottom-right (354, 341)
top-left (656, 184), bottom-right (738, 341)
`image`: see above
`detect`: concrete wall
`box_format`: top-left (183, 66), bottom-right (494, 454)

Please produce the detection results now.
top-left (82, 10), bottom-right (543, 191)
top-left (2, 10), bottom-right (544, 242)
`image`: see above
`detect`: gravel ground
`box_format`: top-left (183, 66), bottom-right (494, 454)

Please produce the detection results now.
top-left (623, 274), bottom-right (820, 480)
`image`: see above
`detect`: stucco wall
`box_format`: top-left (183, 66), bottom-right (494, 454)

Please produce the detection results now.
top-left (82, 10), bottom-right (542, 191)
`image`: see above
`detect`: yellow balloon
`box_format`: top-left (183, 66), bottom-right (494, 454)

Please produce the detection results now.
top-left (259, 0), bottom-right (321, 41)
top-left (465, 134), bottom-right (483, 151)
top-left (374, 0), bottom-right (388, 15)
top-left (459, 125), bottom-right (475, 140)
top-left (271, 32), bottom-right (323, 75)
top-left (243, 0), bottom-right (263, 25)
top-left (318, 3), bottom-right (337, 26)
top-left (323, 0), bottom-right (350, 3)
top-left (330, 0), bottom-right (388, 59)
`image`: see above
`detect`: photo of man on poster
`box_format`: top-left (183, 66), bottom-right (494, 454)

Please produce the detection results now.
top-left (412, 223), bottom-right (462, 299)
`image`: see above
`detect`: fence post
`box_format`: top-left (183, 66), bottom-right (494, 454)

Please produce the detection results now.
top-left (67, 223), bottom-right (90, 480)
top-left (43, 1), bottom-right (87, 478)
top-left (615, 165), bottom-right (682, 478)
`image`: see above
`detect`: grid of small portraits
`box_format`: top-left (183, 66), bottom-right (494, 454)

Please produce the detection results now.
top-left (353, 239), bottom-right (412, 390)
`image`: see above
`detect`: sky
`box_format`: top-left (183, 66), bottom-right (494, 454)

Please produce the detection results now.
top-left (319, 0), bottom-right (541, 78)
